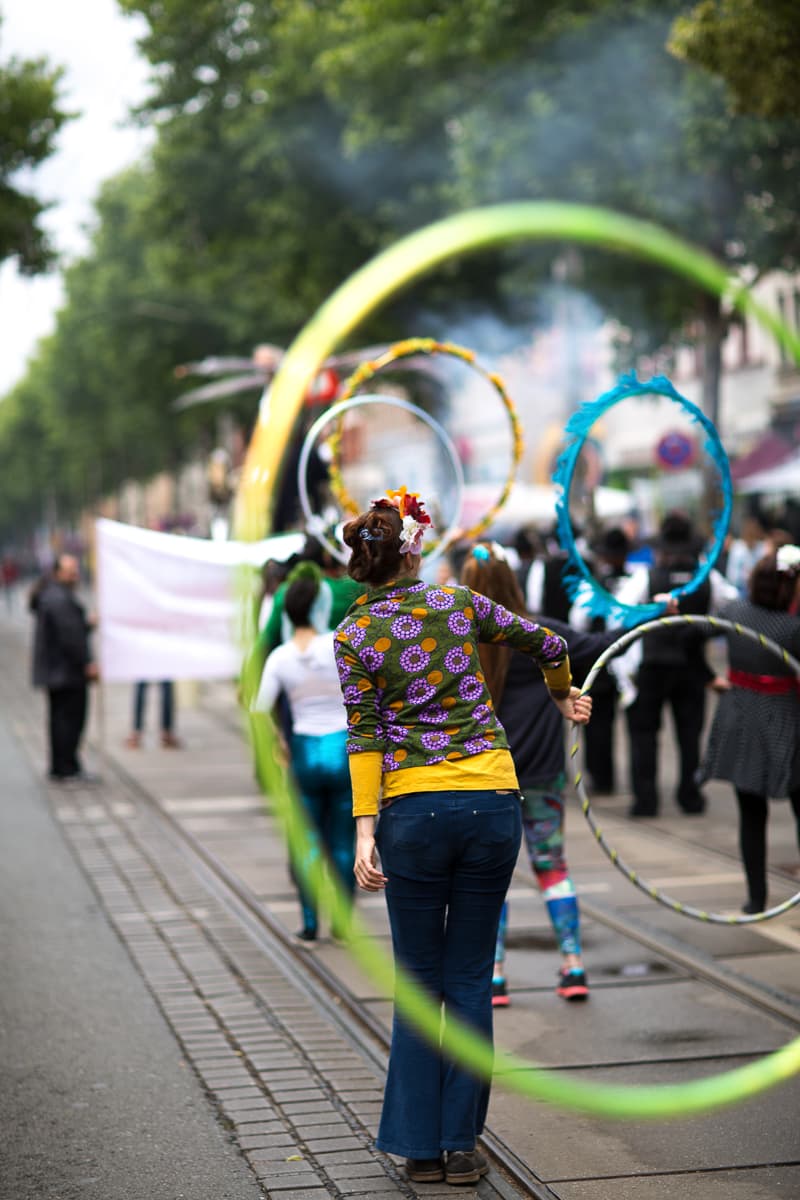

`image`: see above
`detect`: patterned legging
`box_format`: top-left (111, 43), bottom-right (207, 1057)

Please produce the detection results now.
top-left (289, 730), bottom-right (355, 934)
top-left (494, 773), bottom-right (581, 969)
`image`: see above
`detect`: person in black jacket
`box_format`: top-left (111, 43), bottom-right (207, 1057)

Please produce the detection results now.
top-left (614, 513), bottom-right (738, 817)
top-left (567, 527), bottom-right (633, 794)
top-left (31, 555), bottom-right (97, 782)
top-left (462, 543), bottom-right (607, 1007)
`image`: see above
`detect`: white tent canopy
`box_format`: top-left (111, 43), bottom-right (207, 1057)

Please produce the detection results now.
top-left (458, 481), bottom-right (634, 531)
top-left (737, 450), bottom-right (800, 495)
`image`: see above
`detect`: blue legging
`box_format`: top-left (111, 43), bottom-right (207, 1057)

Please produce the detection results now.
top-left (289, 730), bottom-right (355, 934)
top-left (494, 774), bottom-right (581, 969)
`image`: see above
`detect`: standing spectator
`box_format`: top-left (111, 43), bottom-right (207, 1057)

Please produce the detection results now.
top-left (257, 557), bottom-right (289, 632)
top-left (1, 553), bottom-right (19, 611)
top-left (620, 514), bottom-right (655, 567)
top-left (568, 526), bottom-right (632, 794)
top-left (30, 555), bottom-right (98, 783)
top-left (253, 564), bottom-right (355, 943)
top-left (614, 512), bottom-right (738, 817)
top-left (523, 526), bottom-right (574, 622)
top-left (462, 543), bottom-right (608, 1006)
top-left (335, 490), bottom-right (590, 1185)
top-left (125, 682), bottom-right (181, 749)
top-left (725, 515), bottom-right (767, 598)
top-left (701, 546), bottom-right (800, 912)
top-left (260, 533), bottom-right (362, 657)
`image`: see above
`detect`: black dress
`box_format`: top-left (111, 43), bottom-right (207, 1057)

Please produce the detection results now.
top-left (701, 599), bottom-right (800, 797)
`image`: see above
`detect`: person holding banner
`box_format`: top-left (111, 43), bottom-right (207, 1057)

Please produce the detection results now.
top-left (125, 681), bottom-right (182, 750)
top-left (30, 554), bottom-right (98, 783)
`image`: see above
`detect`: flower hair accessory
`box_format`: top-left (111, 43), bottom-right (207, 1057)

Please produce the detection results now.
top-left (776, 544), bottom-right (800, 574)
top-left (371, 486), bottom-right (433, 556)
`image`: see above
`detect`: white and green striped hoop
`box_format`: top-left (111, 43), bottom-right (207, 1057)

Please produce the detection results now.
top-left (573, 613), bottom-right (800, 924)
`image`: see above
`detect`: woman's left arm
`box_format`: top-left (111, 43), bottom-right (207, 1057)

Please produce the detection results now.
top-left (473, 592), bottom-right (572, 696)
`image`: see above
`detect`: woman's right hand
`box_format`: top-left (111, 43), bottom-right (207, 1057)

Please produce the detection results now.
top-left (354, 826), bottom-right (387, 892)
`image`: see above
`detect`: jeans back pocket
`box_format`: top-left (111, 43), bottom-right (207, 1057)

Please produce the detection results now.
top-left (471, 801), bottom-right (521, 847)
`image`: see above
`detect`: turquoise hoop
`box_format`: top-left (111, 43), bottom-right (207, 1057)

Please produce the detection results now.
top-left (553, 372), bottom-right (733, 628)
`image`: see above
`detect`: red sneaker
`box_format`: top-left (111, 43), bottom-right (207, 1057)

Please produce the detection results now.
top-left (556, 967), bottom-right (589, 1002)
top-left (492, 977), bottom-right (510, 1008)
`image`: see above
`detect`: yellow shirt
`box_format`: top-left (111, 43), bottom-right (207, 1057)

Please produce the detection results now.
top-left (350, 748), bottom-right (519, 817)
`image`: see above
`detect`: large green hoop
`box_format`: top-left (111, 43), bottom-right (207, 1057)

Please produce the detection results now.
top-left (237, 203), bottom-right (800, 1119)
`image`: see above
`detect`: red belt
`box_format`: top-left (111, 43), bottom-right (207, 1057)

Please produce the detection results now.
top-left (728, 668), bottom-right (799, 695)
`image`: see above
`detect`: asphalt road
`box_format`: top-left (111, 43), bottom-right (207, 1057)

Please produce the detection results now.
top-left (0, 714), bottom-right (263, 1200)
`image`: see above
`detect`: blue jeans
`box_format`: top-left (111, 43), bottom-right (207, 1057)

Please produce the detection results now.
top-left (374, 789), bottom-right (522, 1159)
top-left (290, 730), bottom-right (355, 933)
top-left (133, 681), bottom-right (174, 732)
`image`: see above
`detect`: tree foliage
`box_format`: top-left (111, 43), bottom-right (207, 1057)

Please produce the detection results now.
top-left (669, 0), bottom-right (800, 119)
top-left (0, 16), bottom-right (72, 272)
top-left (1, 0), bottom-right (799, 540)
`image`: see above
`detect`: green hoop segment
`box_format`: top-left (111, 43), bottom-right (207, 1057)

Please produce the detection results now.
top-left (236, 203), bottom-right (800, 1118)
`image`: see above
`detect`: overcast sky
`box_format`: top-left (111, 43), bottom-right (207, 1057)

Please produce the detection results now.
top-left (0, 0), bottom-right (153, 394)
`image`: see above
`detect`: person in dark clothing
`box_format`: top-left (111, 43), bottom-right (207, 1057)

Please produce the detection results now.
top-left (462, 543), bottom-right (606, 1006)
top-left (568, 527), bottom-right (633, 794)
top-left (614, 513), bottom-right (738, 817)
top-left (30, 554), bottom-right (97, 782)
top-left (520, 526), bottom-right (575, 623)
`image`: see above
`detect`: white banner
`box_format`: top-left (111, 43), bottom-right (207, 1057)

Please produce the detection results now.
top-left (96, 519), bottom-right (303, 682)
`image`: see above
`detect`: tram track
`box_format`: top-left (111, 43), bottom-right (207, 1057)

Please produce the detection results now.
top-left (92, 743), bottom-right (564, 1200)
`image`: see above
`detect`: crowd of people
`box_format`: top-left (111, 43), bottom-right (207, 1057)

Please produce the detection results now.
top-left (246, 492), bottom-right (800, 1186)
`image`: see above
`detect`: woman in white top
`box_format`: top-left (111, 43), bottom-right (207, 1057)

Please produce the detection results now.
top-left (253, 565), bottom-right (354, 942)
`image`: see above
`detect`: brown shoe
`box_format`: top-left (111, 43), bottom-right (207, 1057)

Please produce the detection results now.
top-left (124, 733), bottom-right (141, 749)
top-left (405, 1157), bottom-right (444, 1183)
top-left (161, 732), bottom-right (182, 749)
top-left (445, 1150), bottom-right (489, 1185)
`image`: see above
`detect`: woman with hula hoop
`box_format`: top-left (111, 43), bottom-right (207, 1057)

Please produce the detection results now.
top-left (334, 489), bottom-right (590, 1186)
top-left (461, 542), bottom-right (615, 1006)
top-left (700, 545), bottom-right (800, 914)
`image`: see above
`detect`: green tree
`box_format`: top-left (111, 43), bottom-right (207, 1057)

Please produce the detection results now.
top-left (0, 16), bottom-right (72, 271)
top-left (278, 0), bottom-right (800, 425)
top-left (5, 0), bottom-right (800, 538)
top-left (0, 165), bottom-right (234, 538)
top-left (669, 0), bottom-right (800, 118)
